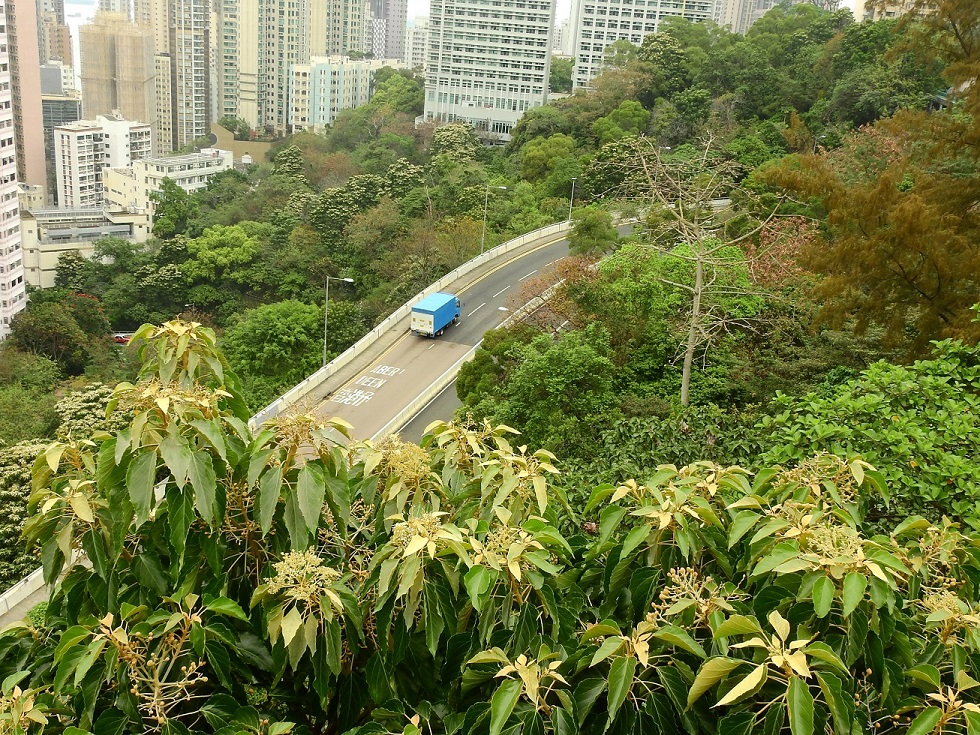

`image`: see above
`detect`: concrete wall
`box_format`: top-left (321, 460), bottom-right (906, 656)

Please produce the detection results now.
top-left (209, 122), bottom-right (274, 164)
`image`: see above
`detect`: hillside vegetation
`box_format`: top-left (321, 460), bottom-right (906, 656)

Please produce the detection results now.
top-left (1, 322), bottom-right (979, 735)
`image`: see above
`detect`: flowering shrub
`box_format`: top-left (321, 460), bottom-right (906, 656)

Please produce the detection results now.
top-left (2, 322), bottom-right (979, 735)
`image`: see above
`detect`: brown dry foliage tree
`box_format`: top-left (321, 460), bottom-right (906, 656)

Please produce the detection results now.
top-left (507, 256), bottom-right (601, 331)
top-left (769, 0), bottom-right (980, 353)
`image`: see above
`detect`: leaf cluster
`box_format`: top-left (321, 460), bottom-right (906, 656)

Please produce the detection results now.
top-left (3, 323), bottom-right (980, 735)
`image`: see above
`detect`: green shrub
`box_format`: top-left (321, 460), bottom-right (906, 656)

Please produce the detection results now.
top-left (762, 339), bottom-right (980, 527)
top-left (0, 442), bottom-right (43, 589)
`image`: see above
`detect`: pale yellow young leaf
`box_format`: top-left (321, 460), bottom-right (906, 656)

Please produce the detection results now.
top-left (280, 606), bottom-right (304, 645)
top-left (768, 611), bottom-right (790, 642)
top-left (69, 494), bottom-right (95, 523)
top-left (403, 534), bottom-right (428, 558)
top-left (785, 651), bottom-right (811, 678)
top-left (713, 663), bottom-right (767, 707)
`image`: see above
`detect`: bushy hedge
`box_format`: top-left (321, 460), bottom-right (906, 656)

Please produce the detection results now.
top-left (0, 442), bottom-right (43, 586)
top-left (763, 339), bottom-right (980, 527)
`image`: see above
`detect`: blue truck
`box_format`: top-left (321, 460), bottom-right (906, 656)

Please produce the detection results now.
top-left (411, 292), bottom-right (461, 337)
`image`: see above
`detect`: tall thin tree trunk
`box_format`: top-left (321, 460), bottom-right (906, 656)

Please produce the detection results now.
top-left (681, 256), bottom-right (704, 407)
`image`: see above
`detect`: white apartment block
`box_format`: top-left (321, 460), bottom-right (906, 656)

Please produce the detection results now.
top-left (404, 17), bottom-right (428, 70)
top-left (423, 0), bottom-right (555, 141)
top-left (21, 207), bottom-right (151, 289)
top-left (171, 0), bottom-right (211, 150)
top-left (221, 0), bottom-right (372, 135)
top-left (54, 114), bottom-right (152, 208)
top-left (850, 0), bottom-right (913, 21)
top-left (153, 54), bottom-right (174, 153)
top-left (569, 0), bottom-right (717, 89)
top-left (0, 3), bottom-right (26, 338)
top-left (104, 148), bottom-right (233, 213)
top-left (370, 0), bottom-right (408, 61)
top-left (290, 56), bottom-right (405, 131)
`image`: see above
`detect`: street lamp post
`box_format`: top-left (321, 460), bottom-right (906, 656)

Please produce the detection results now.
top-left (480, 184), bottom-right (507, 255)
top-left (323, 275), bottom-right (354, 367)
top-left (568, 177), bottom-right (577, 222)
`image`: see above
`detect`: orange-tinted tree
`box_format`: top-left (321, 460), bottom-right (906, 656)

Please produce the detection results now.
top-left (768, 0), bottom-right (980, 352)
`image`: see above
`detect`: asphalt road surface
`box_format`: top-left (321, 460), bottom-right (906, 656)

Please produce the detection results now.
top-left (311, 236), bottom-right (570, 439)
top-left (399, 378), bottom-right (463, 443)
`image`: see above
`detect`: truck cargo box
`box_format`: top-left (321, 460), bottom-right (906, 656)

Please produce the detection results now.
top-left (411, 292), bottom-right (460, 337)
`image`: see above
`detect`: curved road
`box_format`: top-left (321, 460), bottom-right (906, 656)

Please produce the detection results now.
top-left (311, 236), bottom-right (570, 439)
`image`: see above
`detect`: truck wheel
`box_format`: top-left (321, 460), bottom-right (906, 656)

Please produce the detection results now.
top-left (437, 328), bottom-right (444, 336)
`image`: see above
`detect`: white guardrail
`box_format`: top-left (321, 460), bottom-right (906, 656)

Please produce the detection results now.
top-left (248, 220), bottom-right (572, 429)
top-left (369, 276), bottom-right (568, 441)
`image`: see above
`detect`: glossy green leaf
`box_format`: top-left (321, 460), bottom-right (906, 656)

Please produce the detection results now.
top-left (712, 615), bottom-right (763, 639)
top-left (590, 636), bottom-right (626, 667)
top-left (841, 573), bottom-right (866, 617)
top-left (464, 566), bottom-right (494, 612)
top-left (126, 450), bottom-right (157, 526)
top-left (257, 465), bottom-right (282, 536)
top-left (205, 596), bottom-right (248, 622)
top-left (787, 677), bottom-right (814, 735)
top-left (652, 626), bottom-right (707, 658)
top-left (906, 707), bottom-right (942, 735)
top-left (687, 658), bottom-right (744, 707)
top-left (488, 679), bottom-right (522, 735)
top-left (815, 672), bottom-right (853, 735)
top-left (189, 452), bottom-right (218, 525)
top-left (296, 464), bottom-right (325, 534)
top-left (606, 656), bottom-right (637, 726)
top-left (812, 575), bottom-right (835, 618)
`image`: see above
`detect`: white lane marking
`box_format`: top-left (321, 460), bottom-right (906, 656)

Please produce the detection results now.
top-left (467, 302), bottom-right (486, 317)
top-left (493, 286), bottom-right (510, 298)
top-left (519, 269), bottom-right (538, 281)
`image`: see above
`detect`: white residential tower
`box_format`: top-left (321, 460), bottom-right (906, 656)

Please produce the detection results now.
top-left (423, 0), bottom-right (555, 141)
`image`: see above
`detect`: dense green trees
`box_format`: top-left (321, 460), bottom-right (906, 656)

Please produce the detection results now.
top-left (3, 323), bottom-right (980, 735)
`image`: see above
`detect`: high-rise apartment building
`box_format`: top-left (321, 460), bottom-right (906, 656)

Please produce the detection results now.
top-left (42, 91), bottom-right (81, 203)
top-left (39, 11), bottom-right (73, 67)
top-left (290, 56), bottom-right (405, 131)
top-left (54, 114), bottom-right (152, 208)
top-left (133, 0), bottom-right (170, 52)
top-left (850, 0), bottom-right (910, 21)
top-left (218, 0), bottom-right (371, 135)
top-left (170, 0), bottom-right (211, 149)
top-left (717, 0), bottom-right (836, 34)
top-left (79, 13), bottom-right (156, 125)
top-left (0, 2), bottom-right (26, 338)
top-left (369, 0), bottom-right (407, 61)
top-left (39, 0), bottom-right (66, 24)
top-left (98, 0), bottom-right (130, 15)
top-left (154, 54), bottom-right (174, 152)
top-left (423, 0), bottom-right (554, 141)
top-left (6, 0), bottom-right (46, 187)
top-left (569, 0), bottom-right (717, 89)
top-left (404, 17), bottom-right (429, 71)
